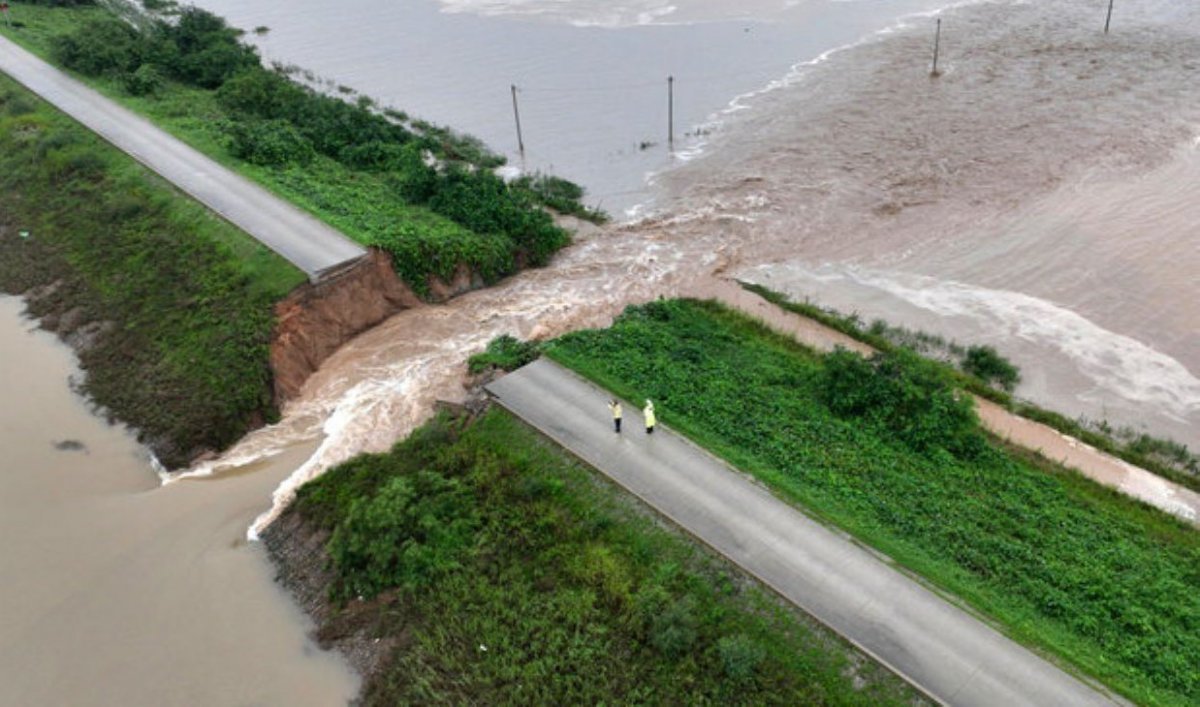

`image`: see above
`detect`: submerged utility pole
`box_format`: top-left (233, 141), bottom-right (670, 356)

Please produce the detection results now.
top-left (1104, 0), bottom-right (1114, 33)
top-left (668, 75), bottom-right (675, 150)
top-left (510, 84), bottom-right (525, 155)
top-left (931, 18), bottom-right (942, 77)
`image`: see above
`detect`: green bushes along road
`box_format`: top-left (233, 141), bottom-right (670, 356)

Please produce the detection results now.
top-left (547, 299), bottom-right (1200, 706)
top-left (3, 1), bottom-right (602, 296)
top-left (285, 408), bottom-right (924, 705)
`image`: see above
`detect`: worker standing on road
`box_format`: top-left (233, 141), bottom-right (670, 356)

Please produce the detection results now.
top-left (609, 399), bottom-right (622, 433)
top-left (643, 399), bottom-right (656, 435)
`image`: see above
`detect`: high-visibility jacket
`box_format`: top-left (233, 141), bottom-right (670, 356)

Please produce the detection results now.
top-left (610, 402), bottom-right (622, 419)
top-left (644, 404), bottom-right (656, 427)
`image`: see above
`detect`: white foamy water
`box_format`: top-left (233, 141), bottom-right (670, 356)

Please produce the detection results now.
top-left (172, 0), bottom-right (1200, 535)
top-left (12, 0), bottom-right (1200, 703)
top-left (749, 263), bottom-right (1200, 424)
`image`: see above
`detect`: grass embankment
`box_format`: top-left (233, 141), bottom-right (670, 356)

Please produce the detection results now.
top-left (546, 299), bottom-right (1200, 706)
top-left (287, 407), bottom-right (923, 705)
top-left (741, 281), bottom-right (1200, 493)
top-left (0, 74), bottom-right (304, 466)
top-left (2, 1), bottom-right (604, 296)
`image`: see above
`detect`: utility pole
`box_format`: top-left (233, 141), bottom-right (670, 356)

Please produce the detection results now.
top-left (668, 75), bottom-right (675, 150)
top-left (510, 84), bottom-right (525, 155)
top-left (931, 18), bottom-right (942, 77)
top-left (1104, 0), bottom-right (1114, 33)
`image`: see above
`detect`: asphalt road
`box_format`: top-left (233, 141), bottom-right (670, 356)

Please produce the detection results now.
top-left (0, 35), bottom-right (366, 280)
top-left (487, 358), bottom-right (1125, 707)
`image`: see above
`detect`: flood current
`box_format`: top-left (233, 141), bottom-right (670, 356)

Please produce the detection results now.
top-left (2, 0), bottom-right (1198, 703)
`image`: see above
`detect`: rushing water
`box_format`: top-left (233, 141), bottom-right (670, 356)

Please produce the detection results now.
top-left (5, 0), bottom-right (1200, 702)
top-left (182, 0), bottom-right (1200, 538)
top-left (0, 296), bottom-right (357, 704)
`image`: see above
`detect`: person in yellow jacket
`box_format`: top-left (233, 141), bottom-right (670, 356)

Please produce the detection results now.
top-left (608, 399), bottom-right (622, 433)
top-left (643, 399), bottom-right (656, 434)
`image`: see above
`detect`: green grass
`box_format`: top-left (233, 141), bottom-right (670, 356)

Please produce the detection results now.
top-left (546, 299), bottom-right (1200, 706)
top-left (0, 1), bottom-right (108, 61)
top-left (292, 408), bottom-right (924, 705)
top-left (0, 74), bottom-right (304, 466)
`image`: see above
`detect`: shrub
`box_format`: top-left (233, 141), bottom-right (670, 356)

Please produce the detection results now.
top-left (718, 634), bottom-right (766, 684)
top-left (961, 345), bottom-right (1021, 392)
top-left (328, 471), bottom-right (478, 599)
top-left (227, 119), bottom-right (315, 167)
top-left (820, 347), bottom-right (986, 459)
top-left (172, 40), bottom-right (259, 89)
top-left (385, 148), bottom-right (439, 204)
top-left (215, 68), bottom-right (306, 119)
top-left (51, 18), bottom-right (144, 77)
top-left (123, 63), bottom-right (163, 96)
top-left (649, 597), bottom-right (698, 659)
top-left (337, 140), bottom-right (413, 172)
top-left (513, 173), bottom-right (607, 223)
top-left (467, 335), bottom-right (540, 374)
top-left (158, 7), bottom-right (260, 88)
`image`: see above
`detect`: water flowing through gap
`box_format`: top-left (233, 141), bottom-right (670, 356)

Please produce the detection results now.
top-left (9, 0), bottom-right (1198, 700)
top-left (174, 0), bottom-right (1200, 539)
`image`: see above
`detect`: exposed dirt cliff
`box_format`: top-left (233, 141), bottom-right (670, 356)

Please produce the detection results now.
top-left (270, 250), bottom-right (486, 402)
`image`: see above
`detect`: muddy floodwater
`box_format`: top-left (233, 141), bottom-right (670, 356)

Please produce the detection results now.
top-left (0, 297), bottom-right (357, 705)
top-left (194, 0), bottom-right (1199, 538)
top-left (3, 0), bottom-right (1199, 703)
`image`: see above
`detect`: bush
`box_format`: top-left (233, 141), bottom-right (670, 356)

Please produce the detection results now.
top-left (159, 7), bottom-right (260, 88)
top-left (385, 148), bottom-right (439, 204)
top-left (961, 345), bottom-right (1021, 392)
top-left (215, 68), bottom-right (306, 119)
top-left (51, 18), bottom-right (144, 77)
top-left (467, 335), bottom-right (540, 374)
top-left (337, 140), bottom-right (413, 172)
top-left (821, 348), bottom-right (986, 459)
top-left (649, 597), bottom-right (698, 659)
top-left (718, 634), bottom-right (766, 684)
top-left (513, 172), bottom-right (607, 223)
top-left (328, 471), bottom-right (478, 598)
top-left (428, 166), bottom-right (570, 266)
top-left (172, 40), bottom-right (259, 89)
top-left (123, 63), bottom-right (163, 96)
top-left (227, 119), bottom-right (314, 167)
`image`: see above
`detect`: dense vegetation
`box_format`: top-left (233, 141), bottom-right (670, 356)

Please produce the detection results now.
top-left (292, 408), bottom-right (922, 705)
top-left (547, 299), bottom-right (1200, 706)
top-left (466, 334), bottom-right (541, 374)
top-left (0, 76), bottom-right (303, 466)
top-left (741, 282), bottom-right (1200, 491)
top-left (3, 1), bottom-right (603, 296)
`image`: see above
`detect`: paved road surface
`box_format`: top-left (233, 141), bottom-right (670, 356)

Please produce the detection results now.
top-left (487, 358), bottom-right (1124, 707)
top-left (0, 35), bottom-right (366, 280)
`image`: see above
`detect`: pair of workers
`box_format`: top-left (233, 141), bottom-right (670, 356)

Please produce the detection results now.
top-left (608, 398), bottom-right (654, 435)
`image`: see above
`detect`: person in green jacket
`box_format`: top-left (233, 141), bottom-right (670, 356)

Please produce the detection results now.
top-left (609, 399), bottom-right (622, 433)
top-left (643, 399), bottom-right (656, 434)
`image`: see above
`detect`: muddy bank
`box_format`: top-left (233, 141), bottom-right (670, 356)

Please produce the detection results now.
top-left (260, 510), bottom-right (396, 685)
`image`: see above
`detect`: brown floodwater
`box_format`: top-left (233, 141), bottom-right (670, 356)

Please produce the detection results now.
top-left (200, 0), bottom-right (1199, 535)
top-left (0, 297), bottom-right (357, 705)
top-left (5, 0), bottom-right (1199, 703)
